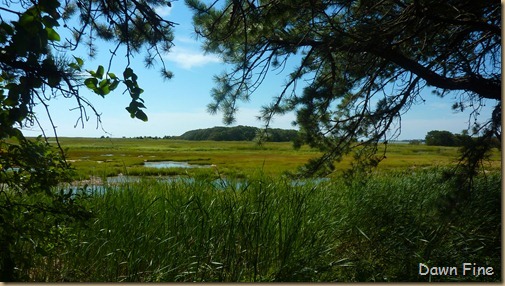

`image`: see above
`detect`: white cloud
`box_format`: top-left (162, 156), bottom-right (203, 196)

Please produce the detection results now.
top-left (164, 47), bottom-right (221, 69)
top-left (176, 36), bottom-right (201, 44)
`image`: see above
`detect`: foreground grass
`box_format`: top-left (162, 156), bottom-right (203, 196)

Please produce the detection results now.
top-left (27, 168), bottom-right (501, 282)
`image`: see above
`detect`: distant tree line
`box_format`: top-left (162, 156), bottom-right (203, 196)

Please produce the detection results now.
top-left (178, 126), bottom-right (298, 142)
top-left (131, 136), bottom-right (175, 140)
top-left (425, 130), bottom-right (500, 148)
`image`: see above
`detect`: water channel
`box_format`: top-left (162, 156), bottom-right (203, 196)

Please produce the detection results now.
top-left (143, 161), bottom-right (213, 169)
top-left (60, 160), bottom-right (329, 195)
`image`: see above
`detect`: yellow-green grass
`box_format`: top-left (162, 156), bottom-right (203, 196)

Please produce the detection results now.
top-left (45, 137), bottom-right (501, 179)
top-left (376, 143), bottom-right (501, 170)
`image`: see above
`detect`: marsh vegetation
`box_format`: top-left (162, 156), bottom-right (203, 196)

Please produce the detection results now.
top-left (1, 0), bottom-right (500, 282)
top-left (6, 138), bottom-right (501, 282)
top-left (55, 137), bottom-right (501, 180)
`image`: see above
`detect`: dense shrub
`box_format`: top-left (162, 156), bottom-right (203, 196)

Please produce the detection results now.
top-left (178, 126), bottom-right (299, 142)
top-left (425, 130), bottom-right (459, 146)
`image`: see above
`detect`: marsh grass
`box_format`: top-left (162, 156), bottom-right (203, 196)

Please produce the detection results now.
top-left (54, 176), bottom-right (338, 282)
top-left (28, 168), bottom-right (501, 282)
top-left (52, 138), bottom-right (500, 179)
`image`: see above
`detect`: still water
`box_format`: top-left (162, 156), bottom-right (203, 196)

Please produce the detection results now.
top-left (143, 161), bottom-right (212, 169)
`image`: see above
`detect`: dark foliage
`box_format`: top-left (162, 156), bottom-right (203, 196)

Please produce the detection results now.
top-left (178, 125), bottom-right (299, 142)
top-left (0, 0), bottom-right (174, 280)
top-left (187, 0), bottom-right (501, 175)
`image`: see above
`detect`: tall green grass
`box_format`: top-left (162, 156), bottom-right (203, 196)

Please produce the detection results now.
top-left (333, 169), bottom-right (501, 282)
top-left (53, 177), bottom-right (339, 282)
top-left (26, 169), bottom-right (501, 282)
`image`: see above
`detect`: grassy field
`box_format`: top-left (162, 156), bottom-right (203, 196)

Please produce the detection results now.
top-left (50, 137), bottom-right (501, 179)
top-left (7, 137), bottom-right (502, 282)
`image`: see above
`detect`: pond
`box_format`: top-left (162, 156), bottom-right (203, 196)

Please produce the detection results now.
top-left (143, 161), bottom-right (213, 169)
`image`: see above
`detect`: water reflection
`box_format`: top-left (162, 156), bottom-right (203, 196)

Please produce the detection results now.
top-left (144, 161), bottom-right (212, 169)
top-left (64, 175), bottom-right (330, 196)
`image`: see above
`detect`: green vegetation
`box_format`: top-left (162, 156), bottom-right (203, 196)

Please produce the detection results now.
top-left (426, 130), bottom-right (466, 147)
top-left (0, 0), bottom-right (174, 281)
top-left (51, 137), bottom-right (500, 180)
top-left (9, 138), bottom-right (501, 282)
top-left (188, 0), bottom-right (500, 176)
top-left (20, 169), bottom-right (501, 282)
top-left (0, 0), bottom-right (501, 281)
top-left (426, 130), bottom-right (501, 148)
top-left (178, 125), bottom-right (299, 142)
top-left (0, 137), bottom-right (92, 281)
top-left (2, 138), bottom-right (501, 282)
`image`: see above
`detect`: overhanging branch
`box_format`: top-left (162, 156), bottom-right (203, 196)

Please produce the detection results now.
top-left (374, 46), bottom-right (501, 101)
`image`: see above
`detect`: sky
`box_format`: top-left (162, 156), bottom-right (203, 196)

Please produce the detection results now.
top-left (12, 1), bottom-right (499, 140)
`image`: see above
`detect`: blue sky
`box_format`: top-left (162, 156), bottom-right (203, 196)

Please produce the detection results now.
top-left (17, 1), bottom-right (498, 140)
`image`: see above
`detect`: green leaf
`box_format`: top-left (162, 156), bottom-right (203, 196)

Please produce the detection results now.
top-left (109, 79), bottom-right (119, 91)
top-left (125, 106), bottom-right (135, 118)
top-left (84, 78), bottom-right (98, 90)
top-left (47, 75), bottom-right (60, 87)
top-left (99, 79), bottom-right (109, 88)
top-left (123, 67), bottom-right (134, 79)
top-left (98, 85), bottom-right (110, 96)
top-left (0, 22), bottom-right (14, 36)
top-left (129, 87), bottom-right (144, 100)
top-left (73, 56), bottom-right (84, 67)
top-left (45, 27), bottom-right (60, 41)
top-left (135, 110), bottom-right (148, 122)
top-left (68, 63), bottom-right (80, 70)
top-left (97, 79), bottom-right (110, 96)
top-left (96, 65), bottom-right (104, 79)
top-left (124, 79), bottom-right (134, 89)
top-left (129, 91), bottom-right (139, 100)
top-left (129, 100), bottom-right (146, 109)
top-left (127, 101), bottom-right (138, 110)
top-left (70, 57), bottom-right (84, 71)
top-left (122, 67), bottom-right (138, 81)
top-left (136, 102), bottom-right (146, 109)
top-left (42, 15), bottom-right (59, 28)
top-left (39, 0), bottom-right (61, 12)
top-left (19, 14), bottom-right (35, 27)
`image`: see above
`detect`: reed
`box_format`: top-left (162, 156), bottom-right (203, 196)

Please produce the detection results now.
top-left (27, 168), bottom-right (501, 282)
